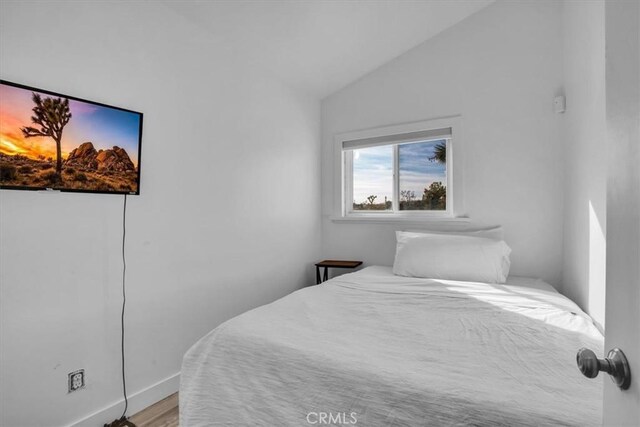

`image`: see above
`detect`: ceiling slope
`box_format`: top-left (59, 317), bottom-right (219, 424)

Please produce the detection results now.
top-left (163, 0), bottom-right (494, 98)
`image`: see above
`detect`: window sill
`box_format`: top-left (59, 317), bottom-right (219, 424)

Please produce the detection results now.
top-left (330, 215), bottom-right (471, 225)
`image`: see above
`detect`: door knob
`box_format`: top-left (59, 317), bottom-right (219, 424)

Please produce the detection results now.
top-left (576, 347), bottom-right (631, 390)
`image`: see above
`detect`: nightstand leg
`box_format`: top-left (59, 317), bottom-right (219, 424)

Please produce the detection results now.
top-left (323, 267), bottom-right (328, 282)
top-left (316, 266), bottom-right (321, 285)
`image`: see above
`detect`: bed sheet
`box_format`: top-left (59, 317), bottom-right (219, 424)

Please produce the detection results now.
top-left (180, 266), bottom-right (603, 426)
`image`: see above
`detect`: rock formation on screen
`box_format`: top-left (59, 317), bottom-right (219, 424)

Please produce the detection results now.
top-left (65, 142), bottom-right (135, 172)
top-left (65, 142), bottom-right (98, 169)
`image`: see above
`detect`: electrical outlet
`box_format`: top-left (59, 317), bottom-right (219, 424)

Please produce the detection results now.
top-left (68, 369), bottom-right (85, 393)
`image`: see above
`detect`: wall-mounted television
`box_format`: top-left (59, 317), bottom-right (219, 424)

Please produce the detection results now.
top-left (0, 80), bottom-right (143, 195)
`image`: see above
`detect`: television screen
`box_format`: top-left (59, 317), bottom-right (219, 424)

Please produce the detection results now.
top-left (0, 80), bottom-right (143, 195)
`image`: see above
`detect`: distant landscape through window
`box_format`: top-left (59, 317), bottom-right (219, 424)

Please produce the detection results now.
top-left (351, 139), bottom-right (447, 211)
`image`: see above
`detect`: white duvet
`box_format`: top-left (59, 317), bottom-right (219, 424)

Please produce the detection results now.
top-left (180, 266), bottom-right (604, 426)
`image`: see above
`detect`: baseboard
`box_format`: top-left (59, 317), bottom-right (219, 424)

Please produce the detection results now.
top-left (68, 372), bottom-right (180, 427)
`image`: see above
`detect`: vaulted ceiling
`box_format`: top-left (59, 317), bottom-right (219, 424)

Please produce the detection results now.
top-left (163, 1), bottom-right (494, 98)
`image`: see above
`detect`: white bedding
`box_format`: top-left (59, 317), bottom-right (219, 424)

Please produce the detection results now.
top-left (180, 266), bottom-right (604, 426)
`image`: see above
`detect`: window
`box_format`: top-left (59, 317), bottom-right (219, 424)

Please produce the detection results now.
top-left (352, 145), bottom-right (393, 211)
top-left (340, 124), bottom-right (454, 218)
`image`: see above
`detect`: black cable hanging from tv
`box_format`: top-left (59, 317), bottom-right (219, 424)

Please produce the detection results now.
top-left (105, 194), bottom-right (136, 427)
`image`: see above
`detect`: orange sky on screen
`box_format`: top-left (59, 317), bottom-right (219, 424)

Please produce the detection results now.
top-left (0, 98), bottom-right (69, 160)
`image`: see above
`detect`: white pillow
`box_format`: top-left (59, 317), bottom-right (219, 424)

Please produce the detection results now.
top-left (392, 231), bottom-right (511, 283)
top-left (404, 226), bottom-right (504, 241)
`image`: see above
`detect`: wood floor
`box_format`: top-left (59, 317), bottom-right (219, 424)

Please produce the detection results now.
top-left (128, 392), bottom-right (178, 427)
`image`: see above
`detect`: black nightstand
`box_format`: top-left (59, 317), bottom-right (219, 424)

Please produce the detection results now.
top-left (314, 260), bottom-right (363, 284)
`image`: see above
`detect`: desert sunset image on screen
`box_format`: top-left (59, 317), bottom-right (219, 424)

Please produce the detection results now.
top-left (0, 81), bottom-right (142, 194)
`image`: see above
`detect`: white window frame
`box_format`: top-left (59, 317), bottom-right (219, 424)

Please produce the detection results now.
top-left (333, 116), bottom-right (466, 222)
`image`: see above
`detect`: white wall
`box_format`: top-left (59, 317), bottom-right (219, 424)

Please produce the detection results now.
top-left (321, 0), bottom-right (565, 285)
top-left (561, 0), bottom-right (607, 329)
top-left (0, 2), bottom-right (321, 426)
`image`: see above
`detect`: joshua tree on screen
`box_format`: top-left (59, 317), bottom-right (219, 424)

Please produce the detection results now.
top-left (21, 93), bottom-right (72, 182)
top-left (366, 195), bottom-right (377, 205)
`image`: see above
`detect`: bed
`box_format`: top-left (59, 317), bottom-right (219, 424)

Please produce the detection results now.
top-left (180, 265), bottom-right (603, 426)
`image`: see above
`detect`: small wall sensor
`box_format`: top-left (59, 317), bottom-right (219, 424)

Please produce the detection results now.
top-left (554, 96), bottom-right (566, 113)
